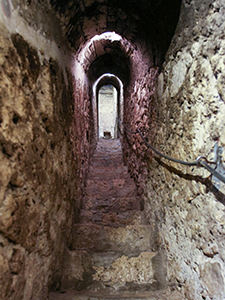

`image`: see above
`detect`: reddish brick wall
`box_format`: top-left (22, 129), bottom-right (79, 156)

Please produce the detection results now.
top-left (122, 46), bottom-right (159, 198)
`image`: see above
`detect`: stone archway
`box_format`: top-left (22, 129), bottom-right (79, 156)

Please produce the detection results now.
top-left (2, 1), bottom-right (225, 299)
top-left (92, 73), bottom-right (124, 140)
top-left (98, 84), bottom-right (118, 139)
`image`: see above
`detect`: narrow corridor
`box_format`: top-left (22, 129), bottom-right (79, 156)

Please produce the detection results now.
top-left (49, 139), bottom-right (182, 299)
top-left (1, 1), bottom-right (225, 299)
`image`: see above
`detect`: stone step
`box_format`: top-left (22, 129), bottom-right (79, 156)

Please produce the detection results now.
top-left (90, 158), bottom-right (124, 168)
top-left (87, 166), bottom-right (129, 178)
top-left (85, 178), bottom-right (136, 196)
top-left (85, 184), bottom-right (136, 199)
top-left (78, 209), bottom-right (143, 226)
top-left (49, 288), bottom-right (184, 300)
top-left (70, 224), bottom-right (153, 253)
top-left (86, 177), bottom-right (135, 187)
top-left (95, 139), bottom-right (122, 151)
top-left (92, 156), bottom-right (122, 162)
top-left (84, 190), bottom-right (137, 200)
top-left (87, 173), bottom-right (130, 181)
top-left (91, 155), bottom-right (123, 160)
top-left (60, 249), bottom-right (164, 292)
top-left (94, 149), bottom-right (122, 155)
top-left (86, 169), bottom-right (130, 180)
top-left (82, 196), bottom-right (139, 211)
top-left (81, 196), bottom-right (139, 211)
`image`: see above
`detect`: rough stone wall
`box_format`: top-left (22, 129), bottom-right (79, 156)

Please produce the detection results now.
top-left (141, 0), bottom-right (225, 299)
top-left (121, 0), bottom-right (225, 299)
top-left (0, 25), bottom-right (75, 300)
top-left (122, 44), bottom-right (159, 202)
top-left (70, 76), bottom-right (94, 203)
top-left (0, 2), bottom-right (92, 299)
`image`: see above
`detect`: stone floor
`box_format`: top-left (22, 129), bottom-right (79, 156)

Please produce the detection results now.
top-left (49, 139), bottom-right (184, 300)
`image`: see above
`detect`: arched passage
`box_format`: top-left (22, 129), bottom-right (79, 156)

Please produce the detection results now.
top-left (92, 73), bottom-right (124, 140)
top-left (98, 85), bottom-right (118, 139)
top-left (2, 1), bottom-right (225, 300)
top-left (0, 1), bottom-right (184, 298)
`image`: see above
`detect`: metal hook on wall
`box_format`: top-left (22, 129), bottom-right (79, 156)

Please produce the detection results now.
top-left (212, 143), bottom-right (225, 191)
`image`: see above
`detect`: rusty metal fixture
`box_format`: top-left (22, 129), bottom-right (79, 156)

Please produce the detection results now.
top-left (120, 121), bottom-right (225, 186)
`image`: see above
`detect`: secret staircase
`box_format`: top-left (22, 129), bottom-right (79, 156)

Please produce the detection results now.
top-left (49, 139), bottom-right (183, 300)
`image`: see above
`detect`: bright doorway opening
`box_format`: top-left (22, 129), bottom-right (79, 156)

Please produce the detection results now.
top-left (98, 85), bottom-right (118, 139)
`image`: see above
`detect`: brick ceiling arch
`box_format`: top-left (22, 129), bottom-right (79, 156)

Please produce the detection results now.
top-left (50, 0), bottom-right (181, 66)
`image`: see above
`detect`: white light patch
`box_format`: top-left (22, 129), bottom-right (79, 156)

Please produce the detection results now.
top-left (92, 73), bottom-right (124, 139)
top-left (78, 32), bottom-right (122, 65)
top-left (72, 32), bottom-right (123, 84)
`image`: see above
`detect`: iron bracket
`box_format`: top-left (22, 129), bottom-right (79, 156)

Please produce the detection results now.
top-left (212, 143), bottom-right (225, 192)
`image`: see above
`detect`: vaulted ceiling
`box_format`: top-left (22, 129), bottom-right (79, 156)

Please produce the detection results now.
top-left (50, 0), bottom-right (181, 64)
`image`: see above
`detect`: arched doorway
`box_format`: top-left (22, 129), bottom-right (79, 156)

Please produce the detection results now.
top-left (92, 73), bottom-right (124, 141)
top-left (98, 84), bottom-right (118, 139)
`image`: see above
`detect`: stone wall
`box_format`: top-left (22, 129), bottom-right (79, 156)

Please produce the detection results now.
top-left (124, 0), bottom-right (225, 299)
top-left (154, 1), bottom-right (225, 298)
top-left (71, 74), bottom-right (94, 201)
top-left (0, 1), bottom-right (92, 299)
top-left (122, 42), bottom-right (159, 203)
top-left (1, 0), bottom-right (224, 299)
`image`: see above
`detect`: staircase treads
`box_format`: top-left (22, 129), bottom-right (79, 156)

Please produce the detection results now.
top-left (71, 224), bottom-right (153, 252)
top-left (86, 177), bottom-right (134, 188)
top-left (85, 181), bottom-right (135, 194)
top-left (88, 166), bottom-right (129, 176)
top-left (87, 173), bottom-right (130, 181)
top-left (85, 186), bottom-right (136, 199)
top-left (78, 209), bottom-right (143, 226)
top-left (60, 249), bottom-right (160, 291)
top-left (59, 139), bottom-right (170, 300)
top-left (82, 196), bottom-right (139, 211)
top-left (90, 157), bottom-right (124, 167)
top-left (49, 289), bottom-right (184, 300)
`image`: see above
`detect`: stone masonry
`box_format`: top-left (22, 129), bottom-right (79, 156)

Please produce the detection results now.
top-left (50, 138), bottom-right (184, 299)
top-left (0, 0), bottom-right (225, 299)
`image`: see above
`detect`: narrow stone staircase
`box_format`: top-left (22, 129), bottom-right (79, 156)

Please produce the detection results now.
top-left (49, 139), bottom-right (183, 300)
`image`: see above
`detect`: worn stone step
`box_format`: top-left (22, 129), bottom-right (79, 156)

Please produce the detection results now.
top-left (92, 157), bottom-right (122, 163)
top-left (84, 189), bottom-right (136, 200)
top-left (60, 249), bottom-right (166, 292)
top-left (94, 150), bottom-right (122, 156)
top-left (85, 184), bottom-right (136, 199)
top-left (49, 288), bottom-right (184, 300)
top-left (79, 209), bottom-right (143, 226)
top-left (90, 157), bottom-right (124, 167)
top-left (86, 169), bottom-right (131, 181)
top-left (87, 172), bottom-right (130, 181)
top-left (95, 139), bottom-right (122, 151)
top-left (88, 165), bottom-right (130, 179)
top-left (87, 166), bottom-right (129, 178)
top-left (92, 152), bottom-right (122, 159)
top-left (82, 196), bottom-right (139, 211)
top-left (86, 177), bottom-right (135, 187)
top-left (70, 224), bottom-right (153, 253)
top-left (81, 196), bottom-right (139, 211)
